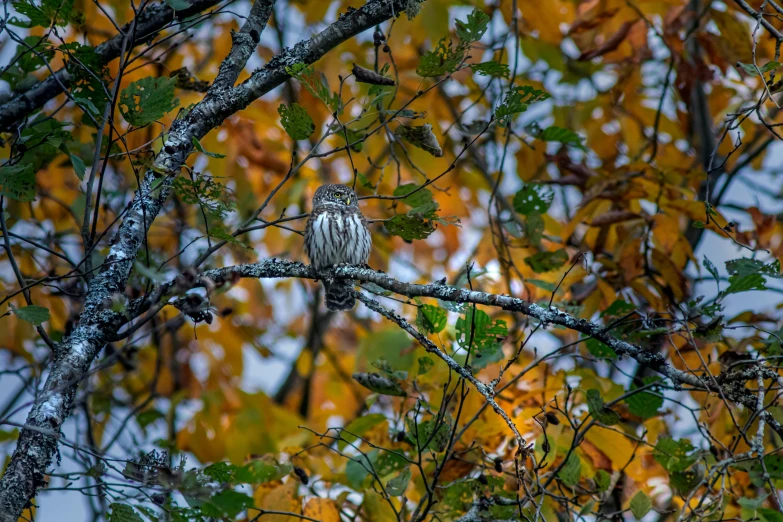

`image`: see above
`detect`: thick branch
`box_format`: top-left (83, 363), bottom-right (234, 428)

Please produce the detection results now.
top-left (210, 0), bottom-right (276, 91)
top-left (0, 2), bottom-right (419, 519)
top-left (137, 259), bottom-right (783, 441)
top-left (0, 0), bottom-right (224, 132)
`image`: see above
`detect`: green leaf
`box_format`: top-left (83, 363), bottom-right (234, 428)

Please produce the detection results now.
top-left (0, 429), bottom-right (19, 442)
top-left (345, 452), bottom-right (374, 489)
top-left (386, 467), bottom-right (412, 496)
top-left (417, 356), bottom-right (434, 375)
top-left (346, 449), bottom-right (407, 490)
top-left (525, 211), bottom-right (545, 244)
top-left (406, 415), bottom-right (453, 452)
top-left (191, 137), bottom-right (226, 158)
top-left (136, 409), bottom-right (165, 430)
top-left (738, 61), bottom-right (781, 74)
top-left (352, 372), bottom-right (406, 397)
top-left (13, 305), bottom-right (50, 326)
top-left (624, 377), bottom-right (663, 419)
top-left (278, 103), bottom-right (315, 140)
top-left (12, 2), bottom-right (50, 28)
top-left (208, 227), bottom-right (252, 250)
top-left (172, 175), bottom-right (235, 219)
top-left (600, 299), bottom-right (635, 319)
top-left (512, 184), bottom-right (553, 215)
top-left (703, 256), bottom-right (720, 288)
top-left (586, 389), bottom-right (620, 425)
top-left (630, 491), bottom-right (652, 519)
top-left (417, 37), bottom-right (464, 77)
top-left (653, 437), bottom-right (699, 473)
top-left (726, 258), bottom-right (781, 278)
top-left (165, 0), bottom-right (192, 10)
top-left (393, 184), bottom-right (435, 208)
top-left (360, 328), bottom-right (414, 373)
top-left (0, 163), bottom-right (36, 202)
top-left (395, 124), bottom-right (443, 157)
top-left (760, 508), bottom-right (783, 522)
top-left (202, 490), bottom-right (254, 518)
top-left (594, 469), bottom-right (611, 492)
top-left (109, 503), bottom-right (143, 522)
top-left (455, 308), bottom-right (507, 367)
top-left (524, 249), bottom-right (568, 273)
top-left (203, 461), bottom-right (236, 482)
top-left (559, 453), bottom-right (581, 487)
top-left (720, 258), bottom-right (778, 293)
top-left (669, 464), bottom-right (705, 493)
top-left (119, 76), bottom-right (180, 127)
top-left (536, 126), bottom-right (587, 151)
top-left (747, 454), bottom-right (783, 486)
top-left (495, 85), bottom-right (550, 127)
top-left (70, 153), bottom-right (86, 180)
top-left (738, 496), bottom-right (767, 510)
top-left (339, 413), bottom-right (387, 450)
top-left (286, 63), bottom-right (341, 112)
top-left (339, 127), bottom-right (365, 152)
top-left (724, 273), bottom-right (766, 295)
top-left (455, 9), bottom-right (490, 43)
top-left (385, 214), bottom-right (436, 241)
top-left (527, 278), bottom-right (556, 292)
top-left (417, 304), bottom-right (447, 333)
top-left (234, 460), bottom-right (292, 484)
top-left (692, 220), bottom-right (705, 228)
top-left (469, 61), bottom-right (510, 78)
top-left (13, 0), bottom-right (75, 27)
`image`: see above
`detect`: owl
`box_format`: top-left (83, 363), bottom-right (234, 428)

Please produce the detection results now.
top-left (304, 184), bottom-right (372, 311)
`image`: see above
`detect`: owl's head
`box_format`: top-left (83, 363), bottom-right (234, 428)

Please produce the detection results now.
top-left (312, 184), bottom-right (359, 208)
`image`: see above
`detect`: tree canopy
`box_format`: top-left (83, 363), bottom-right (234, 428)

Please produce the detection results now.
top-left (2, 0), bottom-right (783, 521)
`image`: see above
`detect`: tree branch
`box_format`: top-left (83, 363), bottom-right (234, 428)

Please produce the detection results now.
top-left (0, 1), bottom-right (421, 519)
top-left (0, 0), bottom-right (225, 132)
top-left (128, 259), bottom-right (783, 444)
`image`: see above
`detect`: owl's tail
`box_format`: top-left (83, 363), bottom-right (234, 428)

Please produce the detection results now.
top-left (324, 281), bottom-right (355, 311)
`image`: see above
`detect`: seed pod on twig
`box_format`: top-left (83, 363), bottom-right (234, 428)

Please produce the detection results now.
top-left (352, 64), bottom-right (395, 86)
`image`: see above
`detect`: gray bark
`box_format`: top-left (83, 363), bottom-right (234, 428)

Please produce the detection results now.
top-left (136, 259), bottom-right (783, 441)
top-left (0, 1), bottom-right (419, 519)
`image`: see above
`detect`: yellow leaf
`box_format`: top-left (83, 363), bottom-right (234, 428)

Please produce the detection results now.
top-left (296, 350), bottom-right (312, 377)
top-left (303, 498), bottom-right (340, 522)
top-left (363, 490), bottom-right (397, 522)
top-left (583, 426), bottom-right (636, 475)
top-left (711, 9), bottom-right (752, 64)
top-left (260, 481), bottom-right (301, 522)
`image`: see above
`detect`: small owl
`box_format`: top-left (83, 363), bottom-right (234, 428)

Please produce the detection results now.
top-left (304, 184), bottom-right (372, 311)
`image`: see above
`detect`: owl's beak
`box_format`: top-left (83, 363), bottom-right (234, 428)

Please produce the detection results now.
top-left (339, 194), bottom-right (351, 205)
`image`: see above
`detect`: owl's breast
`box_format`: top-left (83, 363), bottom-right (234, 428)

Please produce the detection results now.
top-left (304, 208), bottom-right (371, 269)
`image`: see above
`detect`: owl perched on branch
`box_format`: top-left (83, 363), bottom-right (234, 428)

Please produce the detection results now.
top-left (304, 184), bottom-right (372, 311)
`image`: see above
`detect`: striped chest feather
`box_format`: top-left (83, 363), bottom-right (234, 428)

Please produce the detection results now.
top-left (304, 208), bottom-right (371, 268)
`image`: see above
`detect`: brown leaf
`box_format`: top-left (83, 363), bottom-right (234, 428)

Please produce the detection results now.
top-left (578, 21), bottom-right (634, 61)
top-left (589, 210), bottom-right (642, 227)
top-left (569, 2), bottom-right (620, 35)
top-left (227, 119), bottom-right (288, 174)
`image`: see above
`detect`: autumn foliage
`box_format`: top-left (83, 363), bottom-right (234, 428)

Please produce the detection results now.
top-left (3, 0), bottom-right (783, 521)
